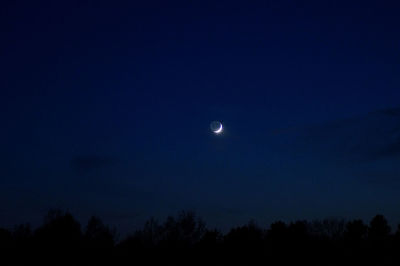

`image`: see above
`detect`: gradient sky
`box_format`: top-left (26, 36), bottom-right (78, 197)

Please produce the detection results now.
top-left (1, 0), bottom-right (400, 234)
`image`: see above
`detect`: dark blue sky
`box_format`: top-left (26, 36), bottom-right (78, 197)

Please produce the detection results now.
top-left (1, 0), bottom-right (400, 233)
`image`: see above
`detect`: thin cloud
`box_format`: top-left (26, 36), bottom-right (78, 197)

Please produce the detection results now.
top-left (296, 107), bottom-right (400, 162)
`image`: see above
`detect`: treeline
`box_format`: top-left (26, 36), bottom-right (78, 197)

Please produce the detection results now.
top-left (1, 210), bottom-right (400, 265)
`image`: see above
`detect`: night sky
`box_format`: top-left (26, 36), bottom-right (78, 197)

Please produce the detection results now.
top-left (1, 1), bottom-right (400, 234)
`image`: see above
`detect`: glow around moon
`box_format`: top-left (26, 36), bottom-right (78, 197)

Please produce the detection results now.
top-left (210, 121), bottom-right (223, 134)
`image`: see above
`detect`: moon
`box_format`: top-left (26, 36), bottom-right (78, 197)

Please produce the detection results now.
top-left (210, 121), bottom-right (223, 134)
top-left (214, 124), bottom-right (223, 134)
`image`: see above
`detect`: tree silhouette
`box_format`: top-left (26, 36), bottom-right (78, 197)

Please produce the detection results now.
top-left (2, 210), bottom-right (400, 265)
top-left (367, 214), bottom-right (392, 264)
top-left (13, 223), bottom-right (32, 249)
top-left (224, 220), bottom-right (263, 249)
top-left (34, 209), bottom-right (82, 249)
top-left (0, 228), bottom-right (12, 249)
top-left (118, 217), bottom-right (161, 251)
top-left (199, 228), bottom-right (223, 247)
top-left (265, 220), bottom-right (289, 263)
top-left (159, 210), bottom-right (205, 248)
top-left (395, 224), bottom-right (400, 240)
top-left (368, 214), bottom-right (391, 242)
top-left (267, 220), bottom-right (287, 240)
top-left (310, 218), bottom-right (345, 240)
top-left (84, 216), bottom-right (116, 249)
top-left (345, 219), bottom-right (368, 242)
top-left (223, 220), bottom-right (264, 265)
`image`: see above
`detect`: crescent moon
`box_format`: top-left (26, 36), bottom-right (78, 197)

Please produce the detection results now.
top-left (214, 123), bottom-right (223, 134)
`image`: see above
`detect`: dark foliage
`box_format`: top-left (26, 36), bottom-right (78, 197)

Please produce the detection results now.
top-left (84, 216), bottom-right (116, 249)
top-left (1, 211), bottom-right (400, 265)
